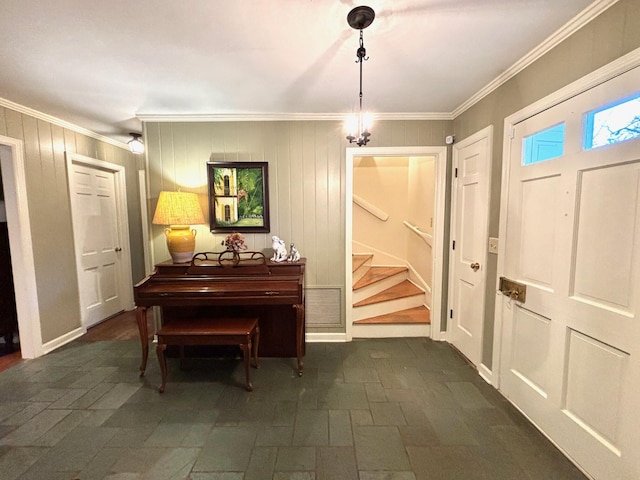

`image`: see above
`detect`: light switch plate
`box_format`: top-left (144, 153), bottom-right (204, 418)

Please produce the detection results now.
top-left (488, 237), bottom-right (499, 254)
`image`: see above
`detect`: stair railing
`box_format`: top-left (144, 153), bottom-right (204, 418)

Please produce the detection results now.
top-left (403, 220), bottom-right (432, 247)
top-left (353, 194), bottom-right (389, 221)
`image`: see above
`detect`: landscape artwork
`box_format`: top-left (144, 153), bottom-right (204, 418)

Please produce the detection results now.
top-left (207, 161), bottom-right (270, 233)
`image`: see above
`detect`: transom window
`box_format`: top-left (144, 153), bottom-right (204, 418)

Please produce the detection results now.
top-left (584, 92), bottom-right (640, 149)
top-left (522, 123), bottom-right (565, 165)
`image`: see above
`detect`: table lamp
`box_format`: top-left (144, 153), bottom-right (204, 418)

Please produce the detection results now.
top-left (152, 191), bottom-right (205, 263)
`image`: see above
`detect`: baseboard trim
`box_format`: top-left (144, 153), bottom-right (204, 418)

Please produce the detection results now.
top-left (352, 323), bottom-right (431, 338)
top-left (306, 332), bottom-right (348, 343)
top-left (42, 327), bottom-right (86, 355)
top-left (478, 363), bottom-right (493, 385)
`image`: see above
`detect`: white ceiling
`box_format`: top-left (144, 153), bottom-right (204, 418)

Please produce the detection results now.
top-left (1, 0), bottom-right (602, 145)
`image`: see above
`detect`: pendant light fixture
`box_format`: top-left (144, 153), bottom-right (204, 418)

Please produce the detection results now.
top-left (128, 132), bottom-right (144, 155)
top-left (345, 5), bottom-right (375, 147)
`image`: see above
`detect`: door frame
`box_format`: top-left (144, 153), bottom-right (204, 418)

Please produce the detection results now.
top-left (65, 152), bottom-right (134, 327)
top-left (345, 146), bottom-right (448, 341)
top-left (493, 46), bottom-right (640, 389)
top-left (0, 136), bottom-right (42, 358)
top-left (447, 125), bottom-right (493, 370)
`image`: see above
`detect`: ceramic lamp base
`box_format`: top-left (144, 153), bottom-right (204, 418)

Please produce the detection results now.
top-left (164, 225), bottom-right (197, 263)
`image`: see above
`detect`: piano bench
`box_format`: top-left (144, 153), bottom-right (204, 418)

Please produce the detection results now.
top-left (155, 317), bottom-right (260, 393)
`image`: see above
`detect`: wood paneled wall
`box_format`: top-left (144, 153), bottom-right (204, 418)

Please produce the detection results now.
top-left (0, 106), bottom-right (144, 344)
top-left (144, 119), bottom-right (451, 332)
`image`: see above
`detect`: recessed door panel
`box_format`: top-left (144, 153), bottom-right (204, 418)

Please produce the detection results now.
top-left (573, 164), bottom-right (639, 311)
top-left (520, 175), bottom-right (560, 288)
top-left (564, 329), bottom-right (628, 453)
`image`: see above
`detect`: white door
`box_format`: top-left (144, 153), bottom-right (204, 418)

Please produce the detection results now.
top-left (449, 126), bottom-right (492, 366)
top-left (69, 161), bottom-right (125, 328)
top-left (499, 66), bottom-right (640, 479)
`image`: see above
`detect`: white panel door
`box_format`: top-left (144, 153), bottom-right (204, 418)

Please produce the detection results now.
top-left (69, 162), bottom-right (124, 328)
top-left (499, 67), bottom-right (640, 479)
top-left (449, 126), bottom-right (492, 366)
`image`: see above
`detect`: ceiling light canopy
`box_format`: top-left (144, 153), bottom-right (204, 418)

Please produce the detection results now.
top-left (345, 5), bottom-right (375, 147)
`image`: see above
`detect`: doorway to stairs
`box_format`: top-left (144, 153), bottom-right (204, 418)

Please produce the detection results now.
top-left (345, 146), bottom-right (448, 341)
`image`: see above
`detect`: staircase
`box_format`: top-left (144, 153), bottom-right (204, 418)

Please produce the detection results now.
top-left (351, 253), bottom-right (430, 338)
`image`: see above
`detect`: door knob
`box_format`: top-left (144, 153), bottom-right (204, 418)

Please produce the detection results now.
top-left (470, 262), bottom-right (480, 272)
top-left (115, 247), bottom-right (122, 252)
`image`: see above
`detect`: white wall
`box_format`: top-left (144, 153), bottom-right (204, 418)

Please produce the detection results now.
top-left (353, 156), bottom-right (410, 261)
top-left (353, 155), bottom-right (435, 292)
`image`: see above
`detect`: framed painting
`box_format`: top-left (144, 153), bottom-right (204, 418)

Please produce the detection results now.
top-left (207, 161), bottom-right (270, 233)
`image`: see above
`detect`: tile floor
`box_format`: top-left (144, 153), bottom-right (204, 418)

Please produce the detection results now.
top-left (0, 337), bottom-right (588, 479)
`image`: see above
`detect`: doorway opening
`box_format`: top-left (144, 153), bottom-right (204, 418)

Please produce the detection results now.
top-left (0, 186), bottom-right (18, 358)
top-left (345, 146), bottom-right (448, 341)
top-left (0, 137), bottom-right (42, 359)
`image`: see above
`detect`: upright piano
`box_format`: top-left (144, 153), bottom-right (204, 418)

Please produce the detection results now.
top-left (133, 251), bottom-right (305, 376)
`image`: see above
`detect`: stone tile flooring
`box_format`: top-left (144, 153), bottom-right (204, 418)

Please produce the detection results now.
top-left (0, 337), bottom-right (588, 479)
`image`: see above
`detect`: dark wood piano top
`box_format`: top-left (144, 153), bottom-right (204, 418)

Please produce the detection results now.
top-left (133, 252), bottom-right (305, 308)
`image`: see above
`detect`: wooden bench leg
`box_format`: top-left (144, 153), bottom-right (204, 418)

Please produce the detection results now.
top-left (239, 325), bottom-right (261, 392)
top-left (156, 343), bottom-right (168, 393)
top-left (240, 340), bottom-right (253, 392)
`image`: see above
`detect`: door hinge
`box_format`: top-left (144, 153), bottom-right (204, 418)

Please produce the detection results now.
top-left (452, 240), bottom-right (456, 250)
top-left (450, 309), bottom-right (453, 319)
top-left (509, 126), bottom-right (515, 139)
top-left (454, 167), bottom-right (458, 178)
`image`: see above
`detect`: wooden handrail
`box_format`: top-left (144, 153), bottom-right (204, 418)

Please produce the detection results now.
top-left (353, 195), bottom-right (389, 221)
top-left (403, 221), bottom-right (432, 247)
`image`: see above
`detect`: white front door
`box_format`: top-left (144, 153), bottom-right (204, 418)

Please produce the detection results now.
top-left (68, 159), bottom-right (126, 328)
top-left (448, 126), bottom-right (492, 366)
top-left (498, 66), bottom-right (640, 479)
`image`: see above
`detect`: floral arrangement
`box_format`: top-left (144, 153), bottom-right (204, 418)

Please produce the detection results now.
top-left (222, 232), bottom-right (247, 252)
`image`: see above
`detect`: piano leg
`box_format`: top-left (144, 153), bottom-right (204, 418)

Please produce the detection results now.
top-left (253, 325), bottom-right (261, 369)
top-left (294, 304), bottom-right (305, 376)
top-left (135, 306), bottom-right (149, 376)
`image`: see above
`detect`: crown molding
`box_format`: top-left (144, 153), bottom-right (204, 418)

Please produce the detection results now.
top-left (137, 113), bottom-right (343, 122)
top-left (136, 111), bottom-right (453, 123)
top-left (451, 0), bottom-right (620, 118)
top-left (0, 97), bottom-right (129, 150)
top-left (375, 112), bottom-right (454, 121)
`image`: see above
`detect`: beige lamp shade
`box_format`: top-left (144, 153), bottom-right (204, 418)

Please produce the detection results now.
top-left (152, 191), bottom-right (205, 226)
top-left (152, 191), bottom-right (205, 263)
